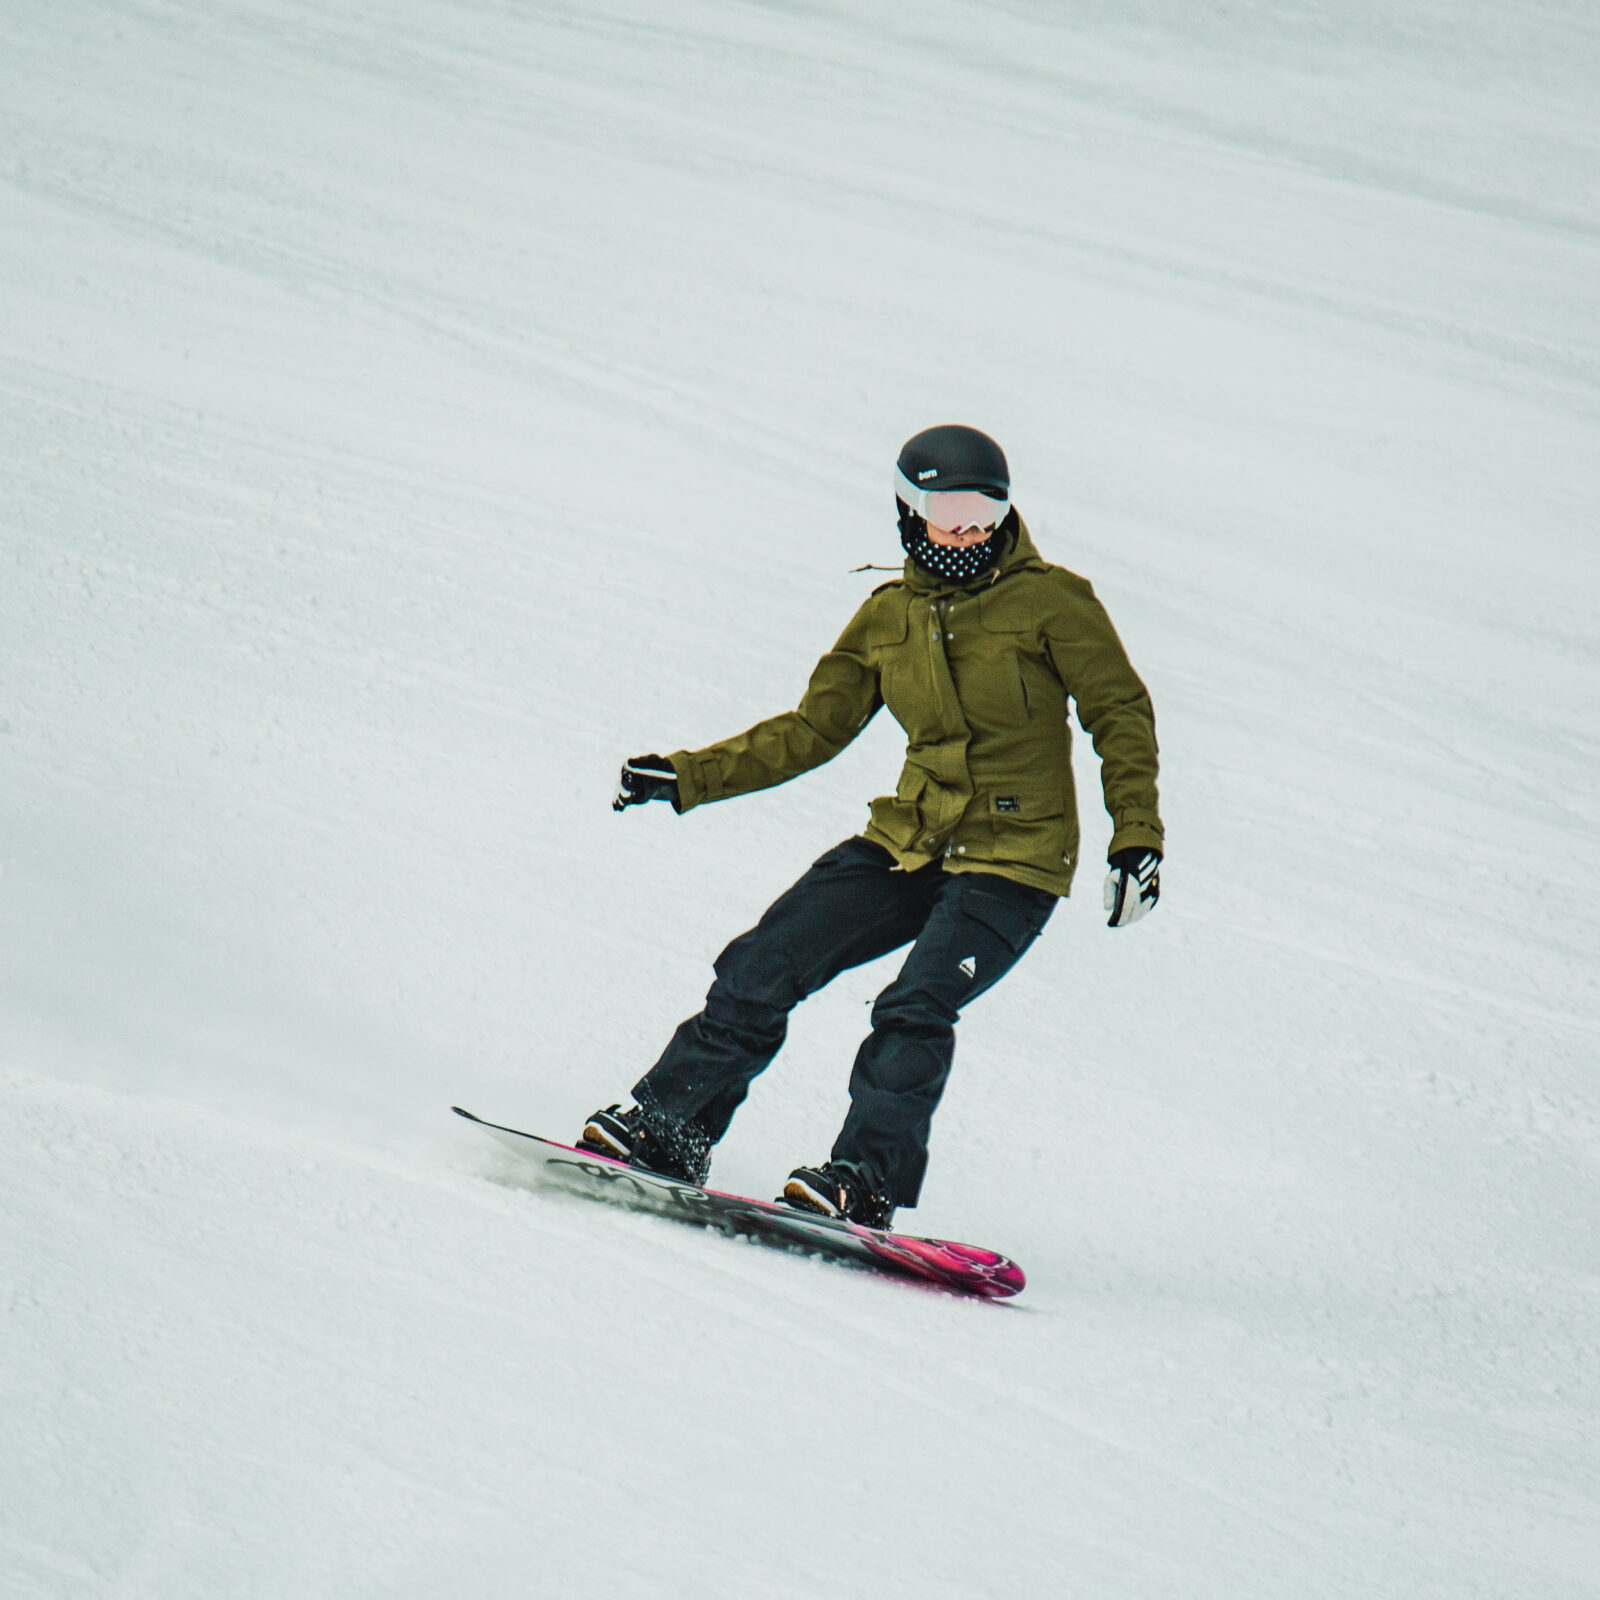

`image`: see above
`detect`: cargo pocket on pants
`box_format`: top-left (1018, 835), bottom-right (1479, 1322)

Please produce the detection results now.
top-left (959, 879), bottom-right (1056, 955)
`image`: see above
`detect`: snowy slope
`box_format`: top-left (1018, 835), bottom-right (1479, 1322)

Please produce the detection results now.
top-left (3, 2), bottom-right (1598, 1595)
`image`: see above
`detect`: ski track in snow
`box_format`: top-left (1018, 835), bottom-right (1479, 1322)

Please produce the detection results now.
top-left (2, 2), bottom-right (1598, 1596)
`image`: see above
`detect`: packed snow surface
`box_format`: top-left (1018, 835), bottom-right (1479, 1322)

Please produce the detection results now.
top-left (4, 2), bottom-right (1598, 1595)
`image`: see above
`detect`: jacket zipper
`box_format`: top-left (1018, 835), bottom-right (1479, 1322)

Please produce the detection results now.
top-left (1019, 664), bottom-right (1032, 717)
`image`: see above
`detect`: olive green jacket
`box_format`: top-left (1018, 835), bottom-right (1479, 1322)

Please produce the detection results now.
top-left (668, 516), bottom-right (1162, 897)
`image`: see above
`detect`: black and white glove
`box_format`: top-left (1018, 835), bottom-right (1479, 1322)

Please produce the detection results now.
top-left (613, 754), bottom-right (680, 813)
top-left (1104, 847), bottom-right (1160, 928)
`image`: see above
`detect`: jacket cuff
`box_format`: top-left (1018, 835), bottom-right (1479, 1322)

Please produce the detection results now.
top-left (667, 749), bottom-right (721, 813)
top-left (1107, 814), bottom-right (1164, 859)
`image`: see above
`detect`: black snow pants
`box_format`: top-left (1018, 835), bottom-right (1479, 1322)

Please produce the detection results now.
top-left (631, 836), bottom-right (1056, 1208)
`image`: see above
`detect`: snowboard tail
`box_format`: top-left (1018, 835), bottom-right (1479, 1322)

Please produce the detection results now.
top-left (452, 1107), bottom-right (1024, 1300)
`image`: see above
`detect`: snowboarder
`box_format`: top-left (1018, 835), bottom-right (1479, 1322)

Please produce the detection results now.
top-left (582, 424), bottom-right (1163, 1228)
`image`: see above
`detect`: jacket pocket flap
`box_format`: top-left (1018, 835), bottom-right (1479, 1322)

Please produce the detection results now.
top-left (982, 784), bottom-right (1063, 818)
top-left (979, 585), bottom-right (1035, 635)
top-left (865, 593), bottom-right (910, 646)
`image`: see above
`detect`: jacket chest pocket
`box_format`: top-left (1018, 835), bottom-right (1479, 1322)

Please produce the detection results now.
top-left (865, 601), bottom-right (910, 652)
top-left (1014, 652), bottom-right (1066, 723)
top-left (878, 602), bottom-right (945, 734)
top-left (964, 591), bottom-right (1053, 726)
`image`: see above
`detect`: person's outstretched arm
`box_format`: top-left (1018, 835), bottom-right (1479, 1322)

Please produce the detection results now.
top-left (659, 599), bottom-right (887, 812)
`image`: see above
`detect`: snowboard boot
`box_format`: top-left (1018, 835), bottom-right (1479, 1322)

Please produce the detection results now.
top-left (578, 1104), bottom-right (639, 1163)
top-left (579, 1103), bottom-right (712, 1188)
top-left (781, 1161), bottom-right (894, 1231)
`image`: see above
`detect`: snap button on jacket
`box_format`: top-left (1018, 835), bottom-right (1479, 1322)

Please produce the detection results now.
top-left (669, 518), bottom-right (1162, 897)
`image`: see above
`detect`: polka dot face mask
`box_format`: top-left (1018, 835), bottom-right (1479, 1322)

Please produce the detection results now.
top-left (899, 511), bottom-right (1008, 583)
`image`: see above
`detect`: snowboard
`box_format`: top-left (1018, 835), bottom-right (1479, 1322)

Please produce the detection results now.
top-left (453, 1107), bottom-right (1025, 1300)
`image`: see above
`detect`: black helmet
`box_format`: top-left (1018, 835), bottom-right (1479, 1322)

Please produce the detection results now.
top-left (894, 425), bottom-right (1015, 584)
top-left (895, 424), bottom-right (1010, 503)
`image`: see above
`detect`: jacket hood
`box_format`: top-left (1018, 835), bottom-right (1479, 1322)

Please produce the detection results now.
top-left (900, 511), bottom-right (1047, 596)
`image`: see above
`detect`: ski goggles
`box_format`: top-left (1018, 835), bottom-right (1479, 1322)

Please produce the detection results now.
top-left (894, 465), bottom-right (1010, 534)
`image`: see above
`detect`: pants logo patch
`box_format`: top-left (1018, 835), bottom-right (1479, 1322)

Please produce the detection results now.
top-left (995, 795), bottom-right (1021, 813)
top-left (959, 956), bottom-right (977, 979)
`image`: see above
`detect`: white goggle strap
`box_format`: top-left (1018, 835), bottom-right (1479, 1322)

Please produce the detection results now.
top-left (893, 464), bottom-right (1009, 528)
top-left (893, 464), bottom-right (934, 515)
